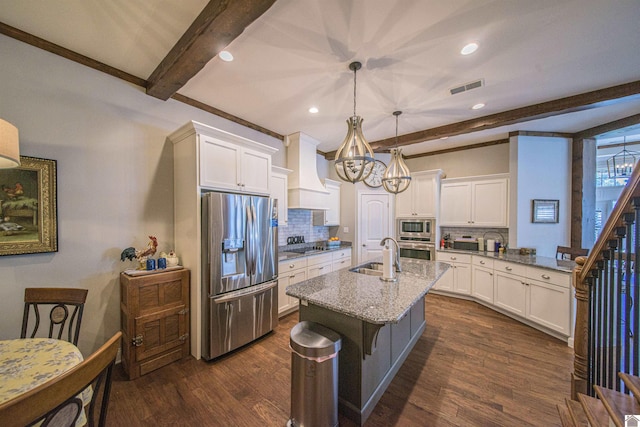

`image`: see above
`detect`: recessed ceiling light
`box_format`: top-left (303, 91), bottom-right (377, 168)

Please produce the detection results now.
top-left (219, 50), bottom-right (234, 62)
top-left (471, 103), bottom-right (485, 110)
top-left (461, 42), bottom-right (479, 55)
top-left (308, 107), bottom-right (319, 114)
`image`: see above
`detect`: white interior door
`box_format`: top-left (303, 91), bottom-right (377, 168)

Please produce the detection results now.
top-left (358, 192), bottom-right (391, 263)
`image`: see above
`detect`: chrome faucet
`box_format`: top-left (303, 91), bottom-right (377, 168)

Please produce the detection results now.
top-left (380, 237), bottom-right (402, 273)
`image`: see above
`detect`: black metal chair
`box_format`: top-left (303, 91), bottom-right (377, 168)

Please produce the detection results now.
top-left (0, 331), bottom-right (122, 427)
top-left (21, 288), bottom-right (88, 345)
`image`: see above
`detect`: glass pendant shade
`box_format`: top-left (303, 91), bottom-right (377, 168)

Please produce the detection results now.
top-left (334, 115), bottom-right (374, 183)
top-left (382, 148), bottom-right (411, 194)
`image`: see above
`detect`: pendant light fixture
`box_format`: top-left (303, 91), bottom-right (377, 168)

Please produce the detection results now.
top-left (607, 137), bottom-right (639, 178)
top-left (382, 111), bottom-right (411, 194)
top-left (334, 61), bottom-right (375, 183)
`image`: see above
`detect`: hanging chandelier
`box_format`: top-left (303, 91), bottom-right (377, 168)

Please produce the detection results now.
top-left (607, 137), bottom-right (639, 178)
top-left (334, 61), bottom-right (375, 183)
top-left (382, 111), bottom-right (411, 194)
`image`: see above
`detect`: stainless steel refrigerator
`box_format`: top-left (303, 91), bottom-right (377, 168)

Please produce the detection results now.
top-left (201, 191), bottom-right (278, 360)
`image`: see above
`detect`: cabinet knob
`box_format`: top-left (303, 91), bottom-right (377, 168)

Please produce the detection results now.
top-left (480, 260), bottom-right (485, 265)
top-left (362, 244), bottom-right (366, 247)
top-left (541, 274), bottom-right (550, 280)
top-left (451, 256), bottom-right (457, 260)
top-left (505, 266), bottom-right (512, 271)
top-left (289, 264), bottom-right (295, 268)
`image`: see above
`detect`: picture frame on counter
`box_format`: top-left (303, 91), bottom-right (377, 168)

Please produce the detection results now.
top-left (0, 156), bottom-right (58, 255)
top-left (531, 199), bottom-right (559, 223)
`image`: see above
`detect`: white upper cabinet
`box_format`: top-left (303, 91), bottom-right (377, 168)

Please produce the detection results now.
top-left (396, 170), bottom-right (442, 218)
top-left (271, 166), bottom-right (292, 226)
top-left (440, 175), bottom-right (509, 227)
top-left (313, 179), bottom-right (341, 226)
top-left (200, 135), bottom-right (273, 195)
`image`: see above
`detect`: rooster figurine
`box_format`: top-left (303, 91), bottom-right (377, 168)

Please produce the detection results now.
top-left (120, 236), bottom-right (158, 262)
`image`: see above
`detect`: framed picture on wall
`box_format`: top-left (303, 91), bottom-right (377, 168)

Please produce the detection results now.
top-left (532, 199), bottom-right (559, 223)
top-left (0, 156), bottom-right (57, 255)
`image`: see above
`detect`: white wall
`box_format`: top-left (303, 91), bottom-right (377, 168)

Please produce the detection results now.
top-left (509, 135), bottom-right (572, 257)
top-left (406, 143), bottom-right (509, 178)
top-left (0, 35), bottom-right (283, 355)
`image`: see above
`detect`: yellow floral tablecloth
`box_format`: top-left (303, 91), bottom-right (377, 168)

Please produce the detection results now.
top-left (0, 338), bottom-right (91, 425)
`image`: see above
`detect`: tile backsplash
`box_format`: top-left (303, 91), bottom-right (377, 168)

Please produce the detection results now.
top-left (279, 209), bottom-right (329, 246)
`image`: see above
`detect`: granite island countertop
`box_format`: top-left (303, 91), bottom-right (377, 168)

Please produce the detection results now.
top-left (438, 248), bottom-right (576, 273)
top-left (286, 257), bottom-right (449, 324)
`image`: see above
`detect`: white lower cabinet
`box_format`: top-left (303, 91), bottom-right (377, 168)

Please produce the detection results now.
top-left (278, 258), bottom-right (307, 317)
top-left (525, 267), bottom-right (571, 335)
top-left (471, 257), bottom-right (494, 304)
top-left (494, 269), bottom-right (527, 317)
top-left (435, 252), bottom-right (471, 294)
top-left (493, 260), bottom-right (571, 336)
top-left (331, 248), bottom-right (352, 271)
top-left (278, 248), bottom-right (352, 317)
top-left (307, 253), bottom-right (333, 278)
top-left (437, 251), bottom-right (573, 341)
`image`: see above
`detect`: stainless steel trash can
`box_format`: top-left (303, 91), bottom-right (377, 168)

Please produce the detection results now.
top-left (288, 321), bottom-right (342, 427)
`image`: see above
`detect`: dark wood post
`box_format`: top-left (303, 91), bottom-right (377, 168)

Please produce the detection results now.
top-left (571, 256), bottom-right (588, 399)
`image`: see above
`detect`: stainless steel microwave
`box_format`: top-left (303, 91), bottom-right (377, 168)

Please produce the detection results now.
top-left (397, 218), bottom-right (434, 240)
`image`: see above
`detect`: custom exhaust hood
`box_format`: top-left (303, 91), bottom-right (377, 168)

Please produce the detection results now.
top-left (285, 132), bottom-right (329, 210)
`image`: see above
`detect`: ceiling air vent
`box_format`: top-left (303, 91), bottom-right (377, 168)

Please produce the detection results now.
top-left (449, 79), bottom-right (484, 96)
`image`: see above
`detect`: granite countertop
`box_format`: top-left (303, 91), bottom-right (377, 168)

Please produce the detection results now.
top-left (286, 258), bottom-right (449, 324)
top-left (437, 248), bottom-right (576, 273)
top-left (278, 243), bottom-right (352, 261)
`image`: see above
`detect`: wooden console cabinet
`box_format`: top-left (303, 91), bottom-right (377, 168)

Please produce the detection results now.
top-left (120, 268), bottom-right (190, 380)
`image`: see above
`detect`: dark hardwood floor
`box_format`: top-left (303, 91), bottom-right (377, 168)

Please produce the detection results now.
top-left (108, 294), bottom-right (573, 426)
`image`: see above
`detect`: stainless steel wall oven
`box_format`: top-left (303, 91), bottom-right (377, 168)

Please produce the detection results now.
top-left (397, 218), bottom-right (435, 260)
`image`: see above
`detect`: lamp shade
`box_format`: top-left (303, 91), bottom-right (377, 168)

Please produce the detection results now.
top-left (0, 118), bottom-right (20, 168)
top-left (334, 115), bottom-right (374, 183)
top-left (382, 148), bottom-right (411, 194)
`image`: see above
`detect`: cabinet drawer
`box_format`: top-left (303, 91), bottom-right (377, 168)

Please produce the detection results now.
top-left (332, 257), bottom-right (352, 271)
top-left (307, 252), bottom-right (333, 266)
top-left (279, 258), bottom-right (308, 271)
top-left (526, 267), bottom-right (571, 288)
top-left (494, 260), bottom-right (526, 277)
top-left (332, 248), bottom-right (352, 261)
top-left (436, 252), bottom-right (471, 264)
top-left (472, 256), bottom-right (494, 268)
top-left (308, 261), bottom-right (332, 278)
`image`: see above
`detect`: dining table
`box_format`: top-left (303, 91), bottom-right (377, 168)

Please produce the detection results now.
top-left (0, 338), bottom-right (91, 426)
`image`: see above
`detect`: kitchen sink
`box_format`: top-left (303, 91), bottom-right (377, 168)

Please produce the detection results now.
top-left (350, 262), bottom-right (384, 277)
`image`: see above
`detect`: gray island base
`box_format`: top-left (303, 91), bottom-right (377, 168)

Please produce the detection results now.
top-left (286, 258), bottom-right (449, 425)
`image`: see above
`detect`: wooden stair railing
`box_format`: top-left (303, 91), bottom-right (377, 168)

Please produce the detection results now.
top-left (572, 161), bottom-right (640, 400)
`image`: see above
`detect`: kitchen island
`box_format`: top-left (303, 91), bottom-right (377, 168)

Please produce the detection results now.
top-left (286, 257), bottom-right (449, 425)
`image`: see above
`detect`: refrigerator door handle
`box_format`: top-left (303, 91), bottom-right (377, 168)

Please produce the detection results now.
top-left (245, 204), bottom-right (254, 279)
top-left (212, 280), bottom-right (277, 303)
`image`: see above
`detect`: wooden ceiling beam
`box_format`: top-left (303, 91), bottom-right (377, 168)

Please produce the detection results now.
top-left (0, 22), bottom-right (146, 87)
top-left (172, 93), bottom-right (283, 140)
top-left (146, 0), bottom-right (276, 100)
top-left (368, 80), bottom-right (640, 151)
top-left (573, 113), bottom-right (640, 140)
